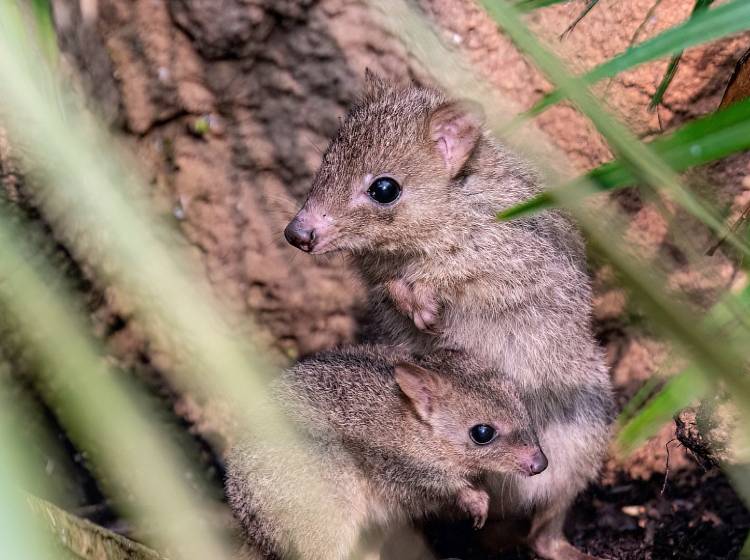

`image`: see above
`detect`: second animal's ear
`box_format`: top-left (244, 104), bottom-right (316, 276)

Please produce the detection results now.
top-left (394, 362), bottom-right (447, 421)
top-left (428, 100), bottom-right (484, 177)
top-left (362, 68), bottom-right (391, 102)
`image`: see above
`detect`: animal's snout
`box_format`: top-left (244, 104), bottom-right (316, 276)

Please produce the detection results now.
top-left (284, 218), bottom-right (316, 253)
top-left (523, 448), bottom-right (548, 476)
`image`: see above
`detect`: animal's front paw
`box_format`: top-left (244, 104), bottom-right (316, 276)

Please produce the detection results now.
top-left (410, 283), bottom-right (440, 332)
top-left (456, 486), bottom-right (489, 530)
top-left (385, 279), bottom-right (441, 333)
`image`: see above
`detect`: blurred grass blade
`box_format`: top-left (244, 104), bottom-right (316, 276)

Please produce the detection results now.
top-left (29, 0), bottom-right (58, 64)
top-left (0, 0), bottom-right (338, 548)
top-left (500, 95), bottom-right (750, 219)
top-left (619, 282), bottom-right (750, 451)
top-left (0, 0), bottom-right (282, 442)
top-left (649, 0), bottom-right (714, 111)
top-left (0, 393), bottom-right (62, 560)
top-left (591, 226), bottom-right (750, 399)
top-left (617, 368), bottom-right (709, 453)
top-left (480, 0), bottom-right (750, 257)
top-left (0, 214), bottom-right (235, 560)
top-left (523, 0), bottom-right (750, 118)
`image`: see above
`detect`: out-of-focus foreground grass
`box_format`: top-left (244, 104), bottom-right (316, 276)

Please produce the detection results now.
top-left (1, 0), bottom-right (750, 558)
top-left (0, 2), bottom-right (334, 558)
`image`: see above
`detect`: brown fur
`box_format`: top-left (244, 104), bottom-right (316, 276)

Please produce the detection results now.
top-left (225, 345), bottom-right (543, 560)
top-left (285, 77), bottom-right (614, 560)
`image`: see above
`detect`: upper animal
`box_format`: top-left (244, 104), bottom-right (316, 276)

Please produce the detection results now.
top-left (225, 345), bottom-right (545, 560)
top-left (284, 74), bottom-right (614, 560)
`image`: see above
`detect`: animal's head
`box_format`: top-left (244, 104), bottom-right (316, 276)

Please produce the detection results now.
top-left (284, 72), bottom-right (485, 255)
top-left (394, 361), bottom-right (547, 478)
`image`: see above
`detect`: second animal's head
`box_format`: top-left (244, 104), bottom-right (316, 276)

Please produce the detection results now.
top-left (284, 73), bottom-right (485, 255)
top-left (394, 361), bottom-right (547, 478)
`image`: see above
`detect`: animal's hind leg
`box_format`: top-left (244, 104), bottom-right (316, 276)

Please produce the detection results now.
top-left (527, 501), bottom-right (600, 560)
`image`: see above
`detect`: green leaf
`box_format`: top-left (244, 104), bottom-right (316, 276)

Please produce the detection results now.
top-left (561, 0), bottom-right (601, 38)
top-left (650, 53), bottom-right (683, 110)
top-left (524, 0), bottom-right (750, 118)
top-left (499, 95), bottom-right (750, 219)
top-left (514, 0), bottom-right (569, 12)
top-left (617, 368), bottom-right (710, 454)
top-left (649, 0), bottom-right (715, 110)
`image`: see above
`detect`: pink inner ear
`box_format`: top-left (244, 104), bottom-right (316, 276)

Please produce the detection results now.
top-left (430, 109), bottom-right (480, 174)
top-left (394, 364), bottom-right (435, 418)
top-left (433, 121), bottom-right (463, 170)
top-left (436, 136), bottom-right (451, 166)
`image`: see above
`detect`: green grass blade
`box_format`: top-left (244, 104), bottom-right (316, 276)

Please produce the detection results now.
top-left (500, 94), bottom-right (750, 219)
top-left (650, 53), bottom-right (683, 110)
top-left (614, 283), bottom-right (750, 451)
top-left (616, 376), bottom-right (663, 429)
top-left (649, 0), bottom-right (715, 110)
top-left (482, 0), bottom-right (750, 257)
top-left (524, 0), bottom-right (750, 118)
top-left (477, 0), bottom-right (750, 427)
top-left (584, 222), bottom-right (750, 427)
top-left (561, 0), bottom-right (601, 38)
top-left (514, 0), bottom-right (569, 12)
top-left (617, 368), bottom-right (709, 453)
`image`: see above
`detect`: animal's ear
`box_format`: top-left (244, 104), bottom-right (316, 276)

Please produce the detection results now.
top-left (362, 68), bottom-right (390, 101)
top-left (394, 362), bottom-right (447, 421)
top-left (428, 100), bottom-right (484, 177)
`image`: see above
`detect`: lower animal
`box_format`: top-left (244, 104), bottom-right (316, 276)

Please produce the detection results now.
top-left (225, 345), bottom-right (547, 560)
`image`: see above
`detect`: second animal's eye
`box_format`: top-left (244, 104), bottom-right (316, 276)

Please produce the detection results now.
top-left (469, 424), bottom-right (496, 445)
top-left (367, 176), bottom-right (401, 204)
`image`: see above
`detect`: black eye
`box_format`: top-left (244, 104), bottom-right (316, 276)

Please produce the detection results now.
top-left (367, 176), bottom-right (401, 204)
top-left (469, 424), bottom-right (496, 445)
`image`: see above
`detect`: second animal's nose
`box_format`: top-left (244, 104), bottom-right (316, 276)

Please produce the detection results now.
top-left (284, 220), bottom-right (316, 252)
top-left (526, 450), bottom-right (548, 476)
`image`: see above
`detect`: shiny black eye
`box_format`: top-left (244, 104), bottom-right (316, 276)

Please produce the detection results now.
top-left (469, 424), bottom-right (496, 445)
top-left (367, 176), bottom-right (401, 204)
